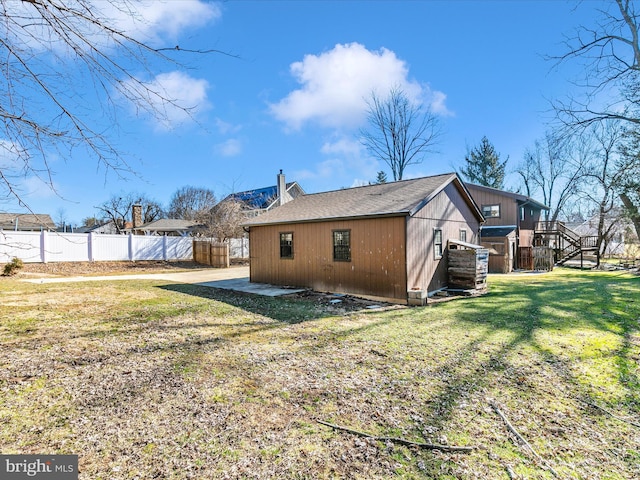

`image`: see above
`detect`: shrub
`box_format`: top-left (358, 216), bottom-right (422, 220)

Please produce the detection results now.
top-left (3, 257), bottom-right (24, 276)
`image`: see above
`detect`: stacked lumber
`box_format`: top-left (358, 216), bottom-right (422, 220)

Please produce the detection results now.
top-left (448, 248), bottom-right (488, 290)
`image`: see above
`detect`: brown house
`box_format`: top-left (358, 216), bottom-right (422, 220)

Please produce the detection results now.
top-left (244, 173), bottom-right (484, 304)
top-left (464, 184), bottom-right (548, 271)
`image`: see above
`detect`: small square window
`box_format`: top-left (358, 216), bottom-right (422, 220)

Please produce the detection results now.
top-left (333, 230), bottom-right (351, 262)
top-left (434, 229), bottom-right (443, 258)
top-left (280, 232), bottom-right (293, 258)
top-left (482, 204), bottom-right (501, 218)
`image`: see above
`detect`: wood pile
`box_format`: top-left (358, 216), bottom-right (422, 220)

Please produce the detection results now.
top-left (448, 247), bottom-right (488, 290)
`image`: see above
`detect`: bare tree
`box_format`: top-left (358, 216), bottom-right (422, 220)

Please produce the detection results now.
top-left (96, 192), bottom-right (164, 234)
top-left (205, 199), bottom-right (247, 242)
top-left (517, 130), bottom-right (589, 223)
top-left (0, 0), bottom-right (224, 211)
top-left (554, 0), bottom-right (640, 127)
top-left (54, 207), bottom-right (69, 230)
top-left (167, 186), bottom-right (217, 220)
top-left (580, 120), bottom-right (632, 256)
top-left (360, 87), bottom-right (442, 181)
top-left (618, 129), bottom-right (640, 240)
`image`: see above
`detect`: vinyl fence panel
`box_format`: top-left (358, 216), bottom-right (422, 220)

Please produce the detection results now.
top-left (91, 234), bottom-right (130, 261)
top-left (0, 231), bottom-right (193, 263)
top-left (165, 237), bottom-right (193, 260)
top-left (46, 233), bottom-right (90, 262)
top-left (134, 236), bottom-right (165, 261)
top-left (0, 231), bottom-right (43, 262)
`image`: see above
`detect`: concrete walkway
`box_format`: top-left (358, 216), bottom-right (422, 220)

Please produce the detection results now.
top-left (21, 266), bottom-right (307, 297)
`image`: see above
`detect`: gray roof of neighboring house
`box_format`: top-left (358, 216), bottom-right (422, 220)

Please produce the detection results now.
top-left (244, 173), bottom-right (483, 226)
top-left (138, 219), bottom-right (204, 232)
top-left (465, 183), bottom-right (549, 210)
top-left (0, 213), bottom-right (56, 230)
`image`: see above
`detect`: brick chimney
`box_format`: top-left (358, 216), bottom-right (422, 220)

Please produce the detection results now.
top-left (132, 204), bottom-right (143, 229)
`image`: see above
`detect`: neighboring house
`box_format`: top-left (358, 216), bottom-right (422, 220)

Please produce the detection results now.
top-left (465, 184), bottom-right (549, 271)
top-left (244, 173), bottom-right (485, 304)
top-left (0, 213), bottom-right (56, 231)
top-left (75, 222), bottom-right (120, 234)
top-left (221, 170), bottom-right (305, 217)
top-left (568, 213), bottom-right (638, 258)
top-left (136, 218), bottom-right (205, 236)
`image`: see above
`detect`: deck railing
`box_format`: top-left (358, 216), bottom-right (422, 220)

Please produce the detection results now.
top-left (535, 221), bottom-right (600, 264)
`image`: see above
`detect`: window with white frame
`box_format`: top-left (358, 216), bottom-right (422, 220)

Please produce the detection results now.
top-left (434, 228), bottom-right (443, 258)
top-left (482, 204), bottom-right (501, 218)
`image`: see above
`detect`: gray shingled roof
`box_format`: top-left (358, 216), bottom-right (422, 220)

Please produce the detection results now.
top-left (0, 213), bottom-right (56, 230)
top-left (244, 173), bottom-right (479, 226)
top-left (466, 183), bottom-right (549, 210)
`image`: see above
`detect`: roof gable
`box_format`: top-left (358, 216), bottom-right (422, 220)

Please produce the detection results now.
top-left (244, 173), bottom-right (483, 226)
top-left (465, 183), bottom-right (549, 210)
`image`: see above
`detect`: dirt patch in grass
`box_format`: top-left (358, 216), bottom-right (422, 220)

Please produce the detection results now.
top-left (2, 260), bottom-right (212, 278)
top-left (1, 268), bottom-right (639, 479)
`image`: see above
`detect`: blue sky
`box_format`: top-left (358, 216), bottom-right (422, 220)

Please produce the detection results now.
top-left (4, 0), bottom-right (604, 225)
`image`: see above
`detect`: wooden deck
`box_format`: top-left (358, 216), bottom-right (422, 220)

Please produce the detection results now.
top-left (534, 221), bottom-right (599, 266)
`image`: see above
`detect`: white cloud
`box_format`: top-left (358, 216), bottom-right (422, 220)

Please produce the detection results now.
top-left (3, 1), bottom-right (221, 53)
top-left (270, 42), bottom-right (450, 130)
top-left (107, 1), bottom-right (222, 45)
top-left (294, 136), bottom-right (379, 186)
top-left (215, 139), bottom-right (242, 157)
top-left (214, 118), bottom-right (242, 135)
top-left (126, 71), bottom-right (210, 130)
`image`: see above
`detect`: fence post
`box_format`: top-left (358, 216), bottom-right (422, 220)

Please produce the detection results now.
top-left (163, 235), bottom-right (168, 261)
top-left (88, 232), bottom-right (94, 262)
top-left (41, 230), bottom-right (48, 263)
top-left (128, 233), bottom-right (134, 261)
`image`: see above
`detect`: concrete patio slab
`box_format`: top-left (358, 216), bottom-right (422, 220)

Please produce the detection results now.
top-left (196, 277), bottom-right (307, 297)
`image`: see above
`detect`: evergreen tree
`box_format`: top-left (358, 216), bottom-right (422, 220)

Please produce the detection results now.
top-left (374, 171), bottom-right (388, 184)
top-left (460, 136), bottom-right (508, 189)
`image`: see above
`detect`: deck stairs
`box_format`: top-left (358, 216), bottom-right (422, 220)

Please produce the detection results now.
top-left (534, 221), bottom-right (599, 265)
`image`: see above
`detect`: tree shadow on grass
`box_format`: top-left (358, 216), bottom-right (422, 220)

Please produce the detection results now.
top-left (452, 270), bottom-right (640, 409)
top-left (158, 283), bottom-right (331, 324)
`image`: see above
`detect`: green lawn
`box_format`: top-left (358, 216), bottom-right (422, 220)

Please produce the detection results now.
top-left (1, 268), bottom-right (638, 479)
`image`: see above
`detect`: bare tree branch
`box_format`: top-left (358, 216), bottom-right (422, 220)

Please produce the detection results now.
top-left (0, 0), bottom-right (223, 211)
top-left (359, 87), bottom-right (442, 181)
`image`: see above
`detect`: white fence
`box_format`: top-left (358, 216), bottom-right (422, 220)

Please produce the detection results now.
top-left (0, 231), bottom-right (193, 263)
top-left (229, 237), bottom-right (249, 259)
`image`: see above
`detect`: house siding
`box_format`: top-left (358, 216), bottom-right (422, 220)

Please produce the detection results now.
top-left (406, 183), bottom-right (481, 293)
top-left (249, 216), bottom-right (407, 301)
top-left (465, 185), bottom-right (517, 227)
top-left (466, 184), bottom-right (545, 248)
